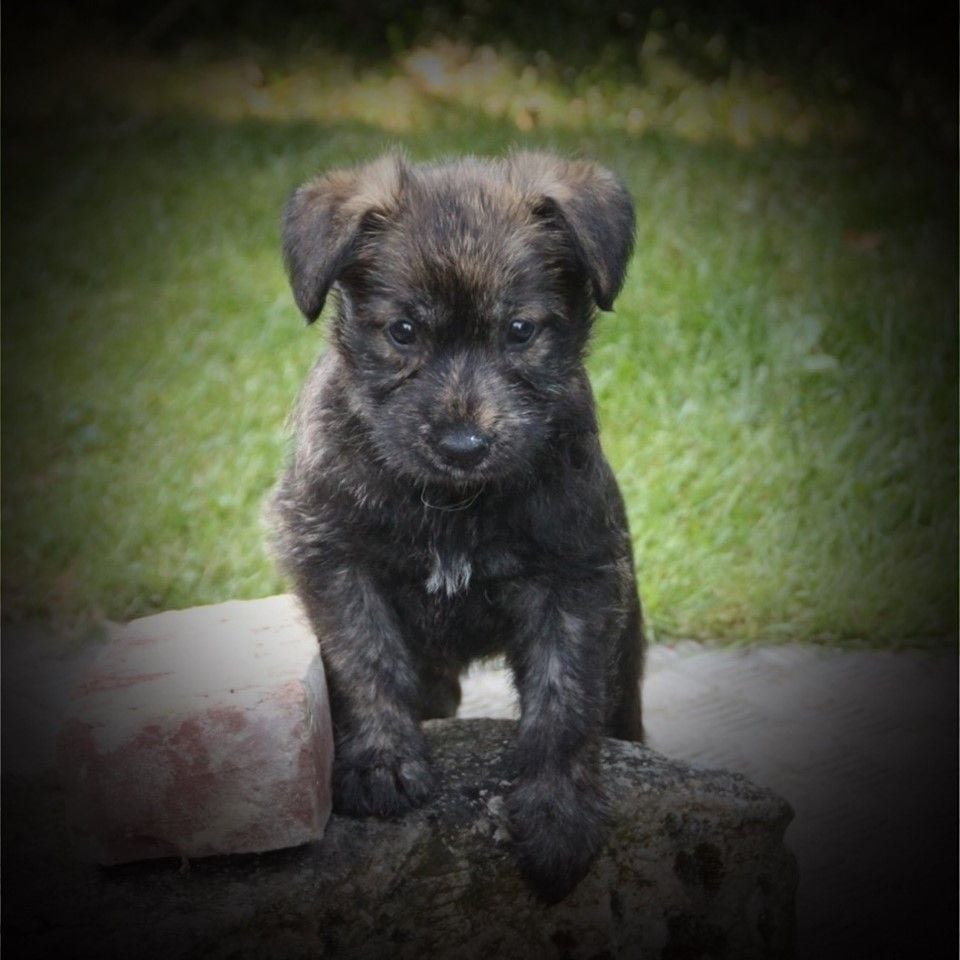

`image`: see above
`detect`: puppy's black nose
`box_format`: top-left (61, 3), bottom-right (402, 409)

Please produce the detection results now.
top-left (435, 426), bottom-right (491, 468)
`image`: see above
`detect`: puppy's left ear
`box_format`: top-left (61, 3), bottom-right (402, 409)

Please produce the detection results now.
top-left (506, 152), bottom-right (635, 311)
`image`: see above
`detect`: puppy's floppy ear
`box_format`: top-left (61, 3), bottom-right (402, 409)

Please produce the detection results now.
top-left (282, 152), bottom-right (407, 322)
top-left (505, 151), bottom-right (635, 311)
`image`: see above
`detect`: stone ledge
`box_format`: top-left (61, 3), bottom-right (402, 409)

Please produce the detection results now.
top-left (9, 718), bottom-right (797, 960)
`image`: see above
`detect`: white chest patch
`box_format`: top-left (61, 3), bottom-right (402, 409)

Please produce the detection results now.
top-left (425, 550), bottom-right (473, 597)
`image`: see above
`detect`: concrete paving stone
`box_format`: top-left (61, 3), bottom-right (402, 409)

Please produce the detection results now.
top-left (3, 612), bottom-right (954, 958)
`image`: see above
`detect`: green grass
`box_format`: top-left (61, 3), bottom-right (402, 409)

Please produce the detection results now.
top-left (2, 25), bottom-right (956, 646)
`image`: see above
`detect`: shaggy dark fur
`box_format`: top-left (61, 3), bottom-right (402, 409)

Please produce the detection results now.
top-left (270, 150), bottom-right (645, 902)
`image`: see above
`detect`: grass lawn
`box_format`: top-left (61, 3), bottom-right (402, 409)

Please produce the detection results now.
top-left (2, 11), bottom-right (956, 646)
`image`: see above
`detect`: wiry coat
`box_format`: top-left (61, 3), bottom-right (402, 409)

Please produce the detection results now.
top-left (271, 151), bottom-right (644, 902)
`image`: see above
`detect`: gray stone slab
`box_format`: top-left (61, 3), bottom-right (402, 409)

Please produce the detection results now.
top-left (3, 611), bottom-right (955, 958)
top-left (457, 643), bottom-right (956, 959)
top-left (2, 719), bottom-right (796, 960)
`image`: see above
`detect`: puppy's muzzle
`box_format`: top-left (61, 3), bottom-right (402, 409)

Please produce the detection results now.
top-left (434, 425), bottom-right (492, 469)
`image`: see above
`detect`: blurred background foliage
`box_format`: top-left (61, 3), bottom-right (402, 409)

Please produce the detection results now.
top-left (2, 0), bottom-right (956, 645)
top-left (5, 0), bottom-right (956, 148)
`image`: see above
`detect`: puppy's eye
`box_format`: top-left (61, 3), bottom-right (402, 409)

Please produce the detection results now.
top-left (507, 319), bottom-right (538, 346)
top-left (387, 319), bottom-right (417, 346)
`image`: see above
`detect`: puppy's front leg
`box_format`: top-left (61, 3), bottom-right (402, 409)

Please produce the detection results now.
top-left (298, 566), bottom-right (433, 818)
top-left (505, 581), bottom-right (613, 902)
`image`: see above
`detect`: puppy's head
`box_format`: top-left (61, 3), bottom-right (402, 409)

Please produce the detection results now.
top-left (282, 151), bottom-right (634, 487)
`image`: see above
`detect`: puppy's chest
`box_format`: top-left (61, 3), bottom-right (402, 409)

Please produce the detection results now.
top-left (425, 548), bottom-right (474, 598)
top-left (421, 514), bottom-right (479, 598)
top-left (417, 513), bottom-right (523, 599)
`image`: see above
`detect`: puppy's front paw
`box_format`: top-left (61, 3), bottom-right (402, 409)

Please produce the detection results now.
top-left (506, 773), bottom-right (609, 903)
top-left (333, 749), bottom-right (436, 818)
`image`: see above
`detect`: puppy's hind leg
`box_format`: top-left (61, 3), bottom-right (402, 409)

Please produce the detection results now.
top-left (419, 659), bottom-right (463, 720)
top-left (605, 594), bottom-right (645, 743)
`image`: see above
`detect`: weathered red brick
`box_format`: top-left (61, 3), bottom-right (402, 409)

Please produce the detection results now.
top-left (57, 595), bottom-right (332, 865)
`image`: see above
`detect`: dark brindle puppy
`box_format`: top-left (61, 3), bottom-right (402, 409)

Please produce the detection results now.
top-left (271, 150), bottom-right (644, 902)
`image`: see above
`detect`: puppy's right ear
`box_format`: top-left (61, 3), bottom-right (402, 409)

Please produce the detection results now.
top-left (282, 153), bottom-right (406, 322)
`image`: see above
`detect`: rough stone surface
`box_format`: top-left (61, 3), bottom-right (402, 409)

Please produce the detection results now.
top-left (56, 595), bottom-right (333, 864)
top-left (7, 718), bottom-right (797, 960)
top-left (459, 645), bottom-right (959, 960)
top-left (5, 610), bottom-right (952, 959)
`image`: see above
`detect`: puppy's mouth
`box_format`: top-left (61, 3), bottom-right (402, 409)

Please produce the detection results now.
top-left (407, 423), bottom-right (499, 485)
top-left (416, 447), bottom-right (497, 486)
top-left (433, 425), bottom-right (491, 467)
top-left (372, 418), bottom-right (513, 487)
